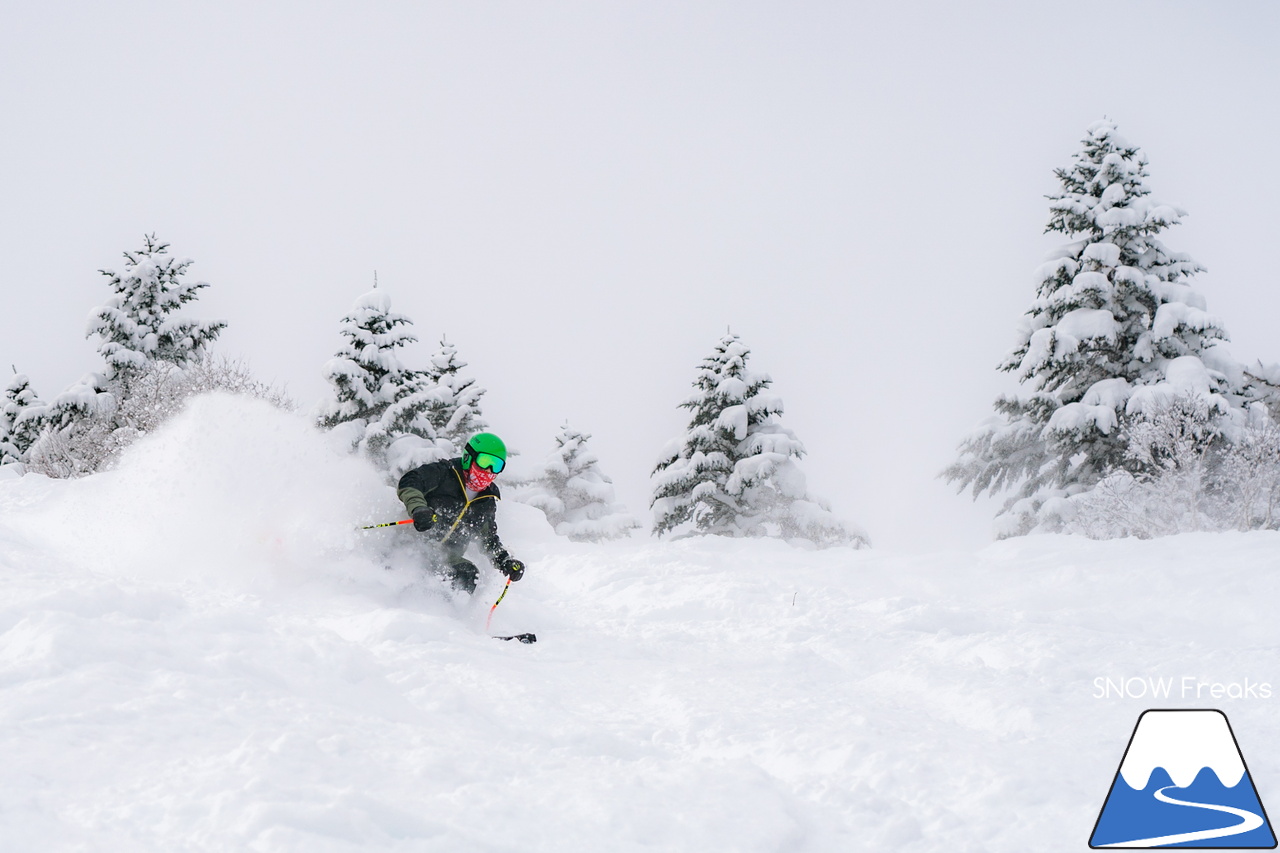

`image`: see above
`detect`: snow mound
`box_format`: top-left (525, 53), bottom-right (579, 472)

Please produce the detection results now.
top-left (13, 393), bottom-right (402, 591)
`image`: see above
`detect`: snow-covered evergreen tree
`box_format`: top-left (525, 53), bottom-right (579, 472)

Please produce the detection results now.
top-left (376, 375), bottom-right (455, 477)
top-left (89, 234), bottom-right (226, 387)
top-left (944, 119), bottom-right (1249, 536)
top-left (518, 423), bottom-right (640, 542)
top-left (1241, 360), bottom-right (1280, 424)
top-left (419, 337), bottom-right (488, 452)
top-left (651, 333), bottom-right (868, 548)
top-left (316, 287), bottom-right (450, 476)
top-left (317, 287), bottom-right (419, 431)
top-left (23, 236), bottom-right (226, 477)
top-left (19, 375), bottom-right (117, 477)
top-left (0, 373), bottom-right (42, 467)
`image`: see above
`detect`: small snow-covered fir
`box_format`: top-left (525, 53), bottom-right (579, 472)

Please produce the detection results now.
top-left (316, 286), bottom-right (420, 430)
top-left (0, 373), bottom-right (42, 467)
top-left (651, 333), bottom-right (867, 548)
top-left (945, 119), bottom-right (1258, 536)
top-left (419, 337), bottom-right (489, 453)
top-left (316, 287), bottom-right (451, 477)
top-left (514, 423), bottom-right (640, 542)
top-left (89, 234), bottom-right (226, 388)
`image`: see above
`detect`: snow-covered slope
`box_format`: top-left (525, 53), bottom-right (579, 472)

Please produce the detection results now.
top-left (2, 395), bottom-right (1278, 852)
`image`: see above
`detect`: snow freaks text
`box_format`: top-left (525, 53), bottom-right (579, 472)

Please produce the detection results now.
top-left (1093, 677), bottom-right (1273, 701)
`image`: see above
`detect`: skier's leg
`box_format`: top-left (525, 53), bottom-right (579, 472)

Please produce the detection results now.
top-left (446, 557), bottom-right (479, 595)
top-left (420, 542), bottom-right (447, 580)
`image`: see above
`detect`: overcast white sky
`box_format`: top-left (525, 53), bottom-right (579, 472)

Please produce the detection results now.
top-left (3, 1), bottom-right (1278, 551)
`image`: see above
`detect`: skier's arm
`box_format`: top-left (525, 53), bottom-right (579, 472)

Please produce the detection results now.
top-left (479, 508), bottom-right (509, 564)
top-left (479, 500), bottom-right (523, 579)
top-left (397, 465), bottom-right (442, 516)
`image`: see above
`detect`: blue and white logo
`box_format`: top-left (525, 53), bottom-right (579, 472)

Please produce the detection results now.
top-left (1090, 709), bottom-right (1276, 848)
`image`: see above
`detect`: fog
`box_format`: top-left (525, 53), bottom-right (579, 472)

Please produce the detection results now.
top-left (3, 1), bottom-right (1277, 550)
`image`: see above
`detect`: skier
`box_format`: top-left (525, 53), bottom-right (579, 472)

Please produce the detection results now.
top-left (396, 432), bottom-right (525, 594)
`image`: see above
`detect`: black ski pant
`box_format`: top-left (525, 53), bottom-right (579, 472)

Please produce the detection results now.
top-left (418, 540), bottom-right (480, 595)
top-left (439, 556), bottom-right (479, 594)
top-left (442, 558), bottom-right (478, 591)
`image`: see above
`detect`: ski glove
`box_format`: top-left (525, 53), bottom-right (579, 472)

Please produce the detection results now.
top-left (412, 508), bottom-right (438, 532)
top-left (499, 558), bottom-right (525, 582)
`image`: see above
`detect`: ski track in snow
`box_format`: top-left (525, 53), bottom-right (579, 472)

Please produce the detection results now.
top-left (1098, 785), bottom-right (1264, 847)
top-left (2, 398), bottom-right (1280, 852)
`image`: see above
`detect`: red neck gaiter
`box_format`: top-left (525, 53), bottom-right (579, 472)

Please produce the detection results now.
top-left (464, 464), bottom-right (497, 493)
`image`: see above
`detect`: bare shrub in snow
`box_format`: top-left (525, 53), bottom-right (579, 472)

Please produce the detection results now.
top-left (1067, 394), bottom-right (1223, 538)
top-left (25, 416), bottom-right (114, 479)
top-left (114, 356), bottom-right (293, 437)
top-left (1215, 421), bottom-right (1280, 531)
top-left (25, 356), bottom-right (293, 478)
top-left (1064, 393), bottom-right (1280, 538)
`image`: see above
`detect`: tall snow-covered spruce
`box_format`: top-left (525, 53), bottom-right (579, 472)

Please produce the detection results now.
top-left (944, 120), bottom-right (1251, 536)
top-left (23, 236), bottom-right (226, 477)
top-left (651, 333), bottom-right (867, 548)
top-left (316, 287), bottom-right (450, 477)
top-left (517, 423), bottom-right (640, 542)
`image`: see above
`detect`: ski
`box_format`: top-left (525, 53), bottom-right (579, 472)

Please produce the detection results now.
top-left (493, 633), bottom-right (537, 644)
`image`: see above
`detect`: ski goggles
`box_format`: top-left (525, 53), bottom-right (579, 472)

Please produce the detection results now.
top-left (467, 448), bottom-right (505, 474)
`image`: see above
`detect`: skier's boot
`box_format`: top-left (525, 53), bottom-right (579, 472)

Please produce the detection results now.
top-left (446, 557), bottom-right (479, 595)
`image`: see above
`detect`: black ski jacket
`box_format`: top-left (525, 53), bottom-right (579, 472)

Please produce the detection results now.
top-left (396, 458), bottom-right (510, 564)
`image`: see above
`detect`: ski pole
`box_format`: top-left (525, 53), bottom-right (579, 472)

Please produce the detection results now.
top-left (485, 578), bottom-right (511, 632)
top-left (485, 579), bottom-right (535, 643)
top-left (359, 519), bottom-right (413, 530)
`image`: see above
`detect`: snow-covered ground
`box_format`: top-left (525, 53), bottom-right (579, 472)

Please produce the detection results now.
top-left (2, 395), bottom-right (1278, 852)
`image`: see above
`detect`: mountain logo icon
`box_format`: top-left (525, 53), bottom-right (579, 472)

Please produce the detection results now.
top-left (1090, 709), bottom-right (1276, 848)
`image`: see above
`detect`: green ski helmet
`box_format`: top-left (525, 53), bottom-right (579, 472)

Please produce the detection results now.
top-left (462, 432), bottom-right (507, 474)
